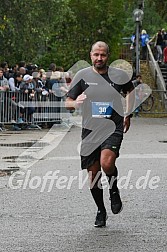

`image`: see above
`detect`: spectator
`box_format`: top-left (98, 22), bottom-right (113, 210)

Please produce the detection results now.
top-left (26, 63), bottom-right (38, 75)
top-left (161, 28), bottom-right (167, 51)
top-left (148, 30), bottom-right (163, 63)
top-left (35, 69), bottom-right (47, 90)
top-left (20, 74), bottom-right (36, 123)
top-left (32, 70), bottom-right (48, 100)
top-left (10, 64), bottom-right (19, 78)
top-left (19, 67), bottom-right (27, 76)
top-left (46, 63), bottom-right (66, 123)
top-left (21, 74), bottom-right (36, 91)
top-left (163, 45), bottom-right (167, 64)
top-left (1, 61), bottom-right (11, 79)
top-left (18, 61), bottom-right (26, 68)
top-left (140, 29), bottom-right (149, 60)
top-left (130, 33), bottom-right (136, 48)
top-left (9, 72), bottom-right (25, 127)
top-left (0, 68), bottom-right (9, 91)
top-left (0, 68), bottom-right (9, 129)
top-left (9, 72), bottom-right (24, 92)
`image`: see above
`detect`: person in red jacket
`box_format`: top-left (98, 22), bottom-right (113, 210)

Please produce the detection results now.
top-left (163, 45), bottom-right (167, 64)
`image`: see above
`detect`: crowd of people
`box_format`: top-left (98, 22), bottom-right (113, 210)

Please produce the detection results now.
top-left (131, 28), bottom-right (167, 63)
top-left (148, 28), bottom-right (167, 63)
top-left (0, 61), bottom-right (71, 131)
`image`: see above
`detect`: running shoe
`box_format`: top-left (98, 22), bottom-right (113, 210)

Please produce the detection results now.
top-left (110, 190), bottom-right (123, 214)
top-left (94, 210), bottom-right (107, 227)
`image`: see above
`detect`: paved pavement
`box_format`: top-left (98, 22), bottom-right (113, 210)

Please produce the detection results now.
top-left (0, 117), bottom-right (167, 252)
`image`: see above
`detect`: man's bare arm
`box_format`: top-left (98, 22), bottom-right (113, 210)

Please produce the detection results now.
top-left (65, 93), bottom-right (87, 110)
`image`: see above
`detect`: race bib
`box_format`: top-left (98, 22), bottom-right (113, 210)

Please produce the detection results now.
top-left (92, 102), bottom-right (113, 118)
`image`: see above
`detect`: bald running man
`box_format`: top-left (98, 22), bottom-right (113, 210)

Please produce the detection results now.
top-left (66, 41), bottom-right (134, 227)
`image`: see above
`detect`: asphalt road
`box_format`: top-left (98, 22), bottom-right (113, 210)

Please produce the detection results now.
top-left (0, 117), bottom-right (167, 252)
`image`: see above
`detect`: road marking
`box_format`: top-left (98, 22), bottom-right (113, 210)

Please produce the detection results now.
top-left (43, 153), bottom-right (167, 160)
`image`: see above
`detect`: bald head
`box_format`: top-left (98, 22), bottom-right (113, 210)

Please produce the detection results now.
top-left (90, 41), bottom-right (109, 73)
top-left (91, 41), bottom-right (109, 54)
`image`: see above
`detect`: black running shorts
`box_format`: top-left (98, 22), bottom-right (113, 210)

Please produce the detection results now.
top-left (81, 129), bottom-right (123, 170)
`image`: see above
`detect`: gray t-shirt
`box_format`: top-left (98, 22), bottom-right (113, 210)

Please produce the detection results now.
top-left (67, 66), bottom-right (133, 135)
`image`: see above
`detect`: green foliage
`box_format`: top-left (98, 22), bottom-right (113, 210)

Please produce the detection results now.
top-left (0, 0), bottom-right (167, 69)
top-left (39, 0), bottom-right (126, 69)
top-left (0, 0), bottom-right (68, 65)
top-left (123, 0), bottom-right (167, 38)
top-left (147, 0), bottom-right (167, 21)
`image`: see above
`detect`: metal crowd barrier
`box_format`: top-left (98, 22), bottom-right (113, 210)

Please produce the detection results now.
top-left (0, 89), bottom-right (166, 132)
top-left (0, 91), bottom-right (70, 130)
top-left (140, 89), bottom-right (167, 115)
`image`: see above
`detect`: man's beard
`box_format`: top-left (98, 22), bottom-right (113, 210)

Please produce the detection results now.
top-left (94, 61), bottom-right (106, 69)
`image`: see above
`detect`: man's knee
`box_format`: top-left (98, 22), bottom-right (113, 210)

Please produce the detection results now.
top-left (101, 160), bottom-right (115, 174)
top-left (87, 161), bottom-right (101, 184)
top-left (100, 150), bottom-right (116, 174)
